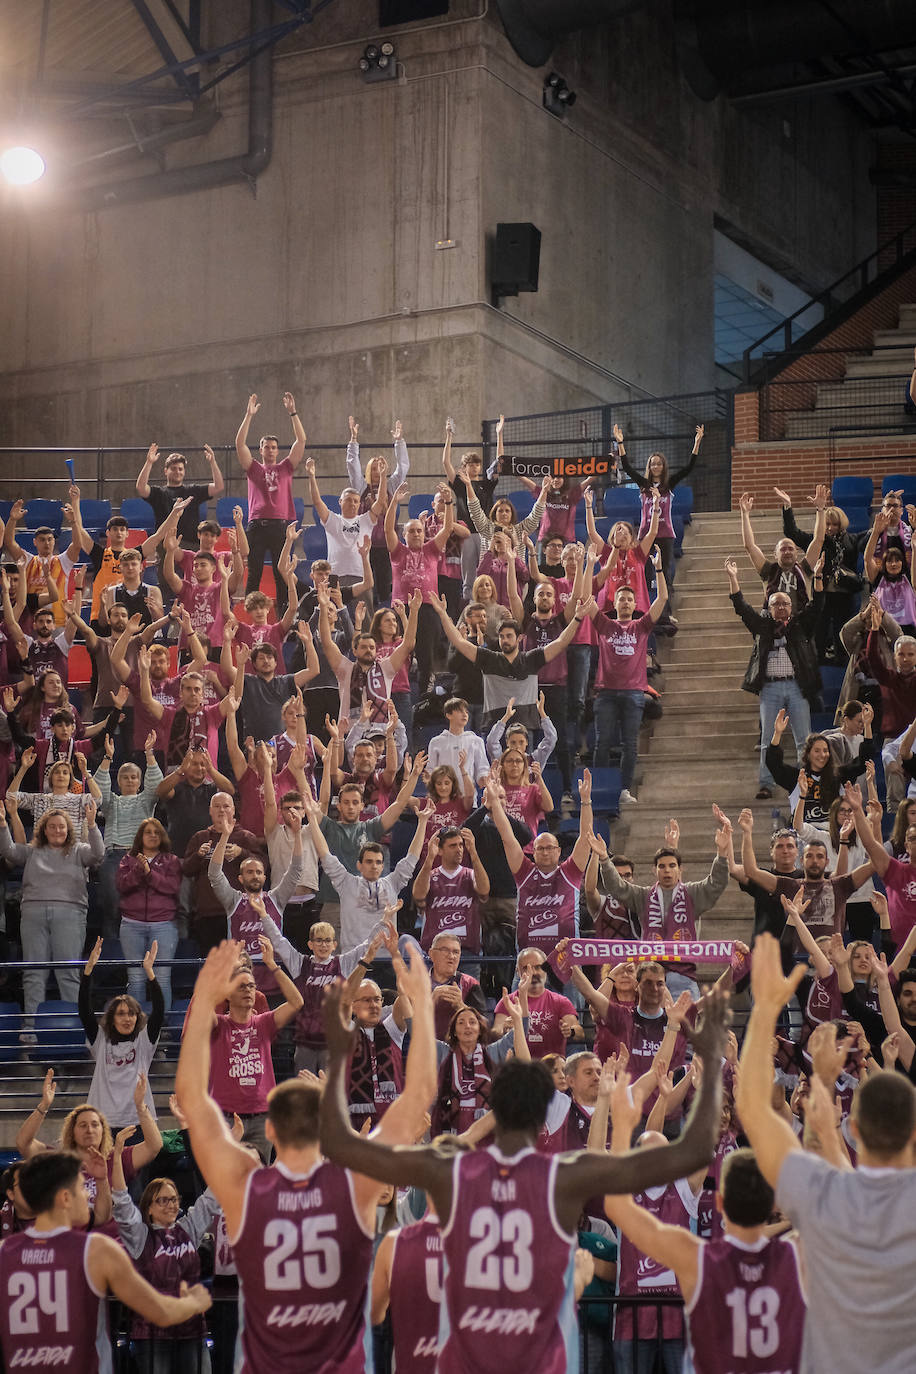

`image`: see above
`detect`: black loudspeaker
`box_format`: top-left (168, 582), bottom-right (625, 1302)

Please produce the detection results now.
top-left (380, 0), bottom-right (448, 23)
top-left (492, 222), bottom-right (541, 296)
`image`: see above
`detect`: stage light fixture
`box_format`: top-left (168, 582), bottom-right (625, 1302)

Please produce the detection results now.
top-left (0, 145), bottom-right (45, 185)
top-left (359, 41), bottom-right (397, 83)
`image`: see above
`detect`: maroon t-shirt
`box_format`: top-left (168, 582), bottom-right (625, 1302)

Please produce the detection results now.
top-left (208, 1009), bottom-right (278, 1114)
top-left (592, 610), bottom-right (653, 691)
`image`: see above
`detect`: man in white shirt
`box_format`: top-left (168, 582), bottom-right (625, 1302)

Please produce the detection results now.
top-left (305, 458), bottom-right (385, 583)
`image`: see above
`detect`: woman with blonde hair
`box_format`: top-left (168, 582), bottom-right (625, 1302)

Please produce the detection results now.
top-left (0, 800), bottom-right (103, 1034)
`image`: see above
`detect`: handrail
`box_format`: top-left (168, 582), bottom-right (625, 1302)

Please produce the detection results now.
top-left (741, 218), bottom-right (916, 383)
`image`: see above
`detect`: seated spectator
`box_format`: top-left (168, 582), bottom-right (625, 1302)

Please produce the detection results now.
top-left (426, 931), bottom-right (489, 1040)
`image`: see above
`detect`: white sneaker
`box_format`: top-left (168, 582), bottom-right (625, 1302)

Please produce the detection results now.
top-left (618, 789), bottom-right (637, 805)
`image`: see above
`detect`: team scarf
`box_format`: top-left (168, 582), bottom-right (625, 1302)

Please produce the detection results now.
top-left (347, 1022), bottom-right (404, 1116)
top-left (644, 880), bottom-right (696, 940)
top-left (550, 937), bottom-right (735, 977)
top-left (433, 1043), bottom-right (491, 1135)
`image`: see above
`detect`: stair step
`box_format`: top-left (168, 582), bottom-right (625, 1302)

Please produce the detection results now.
top-left (872, 329), bottom-right (916, 349)
top-left (846, 355), bottom-right (916, 378)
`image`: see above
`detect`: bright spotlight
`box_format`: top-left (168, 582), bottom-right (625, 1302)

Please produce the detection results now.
top-left (0, 146), bottom-right (46, 185)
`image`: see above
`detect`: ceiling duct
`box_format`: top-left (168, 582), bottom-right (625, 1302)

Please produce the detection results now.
top-left (494, 0), bottom-right (647, 68)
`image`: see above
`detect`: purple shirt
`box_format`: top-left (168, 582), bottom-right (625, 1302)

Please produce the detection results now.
top-left (247, 457), bottom-right (295, 521)
top-left (421, 865), bottom-right (481, 953)
top-left (209, 1009), bottom-right (278, 1114)
top-left (685, 1235), bottom-right (805, 1374)
top-left (593, 611), bottom-right (653, 691)
top-left (0, 1228), bottom-right (107, 1373)
top-left (389, 1219), bottom-right (443, 1374)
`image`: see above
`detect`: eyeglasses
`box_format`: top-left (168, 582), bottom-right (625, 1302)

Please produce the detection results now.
top-left (153, 1195), bottom-right (180, 1206)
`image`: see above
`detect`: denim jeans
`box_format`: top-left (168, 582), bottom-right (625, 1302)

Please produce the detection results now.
top-left (593, 689), bottom-right (646, 791)
top-left (21, 903), bottom-right (86, 1018)
top-left (565, 644), bottom-right (592, 748)
top-left (540, 683), bottom-right (571, 793)
top-left (614, 1338), bottom-right (684, 1374)
top-left (119, 917), bottom-right (179, 1011)
top-left (758, 679), bottom-right (811, 786)
top-left (96, 848), bottom-right (130, 938)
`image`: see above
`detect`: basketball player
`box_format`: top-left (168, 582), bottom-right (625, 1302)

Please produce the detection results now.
top-left (319, 978), bottom-right (731, 1374)
top-left (174, 939), bottom-right (436, 1374)
top-left (0, 1150), bottom-right (211, 1372)
top-left (604, 1054), bottom-right (805, 1374)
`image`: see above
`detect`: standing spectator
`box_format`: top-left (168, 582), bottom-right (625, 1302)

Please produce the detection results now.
top-left (182, 793), bottom-right (263, 955)
top-left (228, 637), bottom-right (318, 744)
top-left (442, 416), bottom-right (501, 598)
top-left (135, 440), bottom-right (224, 590)
top-left (80, 940), bottom-right (162, 1129)
top-left (207, 809), bottom-right (304, 987)
top-left (2, 492), bottom-right (82, 627)
top-left (116, 820), bottom-right (183, 1010)
top-left (0, 800), bottom-right (103, 1038)
top-left (347, 414), bottom-right (409, 603)
top-left (138, 653), bottom-right (232, 766)
top-left (492, 948), bottom-right (583, 1058)
top-left (162, 532), bottom-right (231, 648)
top-left (777, 485), bottom-right (861, 660)
top-left (413, 826), bottom-right (489, 955)
top-left (93, 731), bottom-right (163, 937)
top-left (305, 456), bottom-right (385, 593)
top-left (427, 696), bottom-right (490, 787)
top-left (155, 746), bottom-right (234, 860)
top-left (234, 391), bottom-right (305, 613)
top-left (726, 555), bottom-right (825, 801)
top-left (766, 706), bottom-right (873, 827)
top-left (206, 938), bottom-right (304, 1160)
top-left (432, 988), bottom-right (530, 1136)
top-left (385, 481), bottom-right (453, 691)
top-left (460, 468), bottom-right (549, 552)
top-left (432, 590), bottom-right (589, 732)
top-left (616, 422), bottom-right (704, 584)
top-left (585, 550), bottom-right (667, 804)
top-left (739, 488), bottom-right (826, 612)
top-left (318, 586), bottom-right (419, 726)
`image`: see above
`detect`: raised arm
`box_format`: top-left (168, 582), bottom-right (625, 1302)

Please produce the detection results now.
top-left (844, 781), bottom-right (890, 878)
top-left (485, 786), bottom-right (525, 874)
top-left (738, 493), bottom-right (767, 574)
top-left (429, 591), bottom-right (477, 660)
top-left (304, 456), bottom-right (330, 524)
top-left (234, 393), bottom-right (260, 471)
top-left (736, 807), bottom-right (777, 891)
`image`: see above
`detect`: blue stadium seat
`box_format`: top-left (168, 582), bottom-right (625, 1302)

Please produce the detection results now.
top-left (78, 499), bottom-right (112, 529)
top-left (408, 494), bottom-right (432, 520)
top-left (300, 525), bottom-right (328, 562)
top-left (15, 531), bottom-right (36, 555)
top-left (293, 496), bottom-right (305, 525)
top-left (507, 489), bottom-right (535, 518)
top-left (842, 505), bottom-right (871, 534)
top-left (34, 1001), bottom-right (87, 1058)
top-left (832, 476), bottom-right (873, 510)
top-left (672, 485), bottom-right (693, 524)
top-left (882, 474), bottom-right (916, 503)
top-left (119, 497), bottom-right (154, 529)
top-left (602, 489), bottom-right (642, 525)
top-left (321, 495), bottom-right (340, 516)
top-left (216, 496), bottom-right (247, 526)
top-left (24, 499), bottom-right (62, 531)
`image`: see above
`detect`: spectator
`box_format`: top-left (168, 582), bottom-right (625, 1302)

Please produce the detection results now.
top-left (431, 988), bottom-right (530, 1135)
top-left (616, 422), bottom-right (705, 584)
top-left (0, 800), bottom-right (103, 1038)
top-left (427, 696), bottom-right (489, 787)
top-left (413, 826), bottom-right (489, 955)
top-left (80, 940), bottom-right (163, 1129)
top-left (738, 488), bottom-right (825, 612)
top-left (2, 491), bottom-right (82, 626)
top-left (305, 455), bottom-right (384, 593)
top-left (156, 745), bottom-right (234, 860)
top-left (385, 480), bottom-right (453, 691)
top-left (777, 486), bottom-right (861, 660)
top-left (426, 931), bottom-right (489, 1040)
top-left (115, 820), bottom-right (183, 1010)
top-left (726, 555), bottom-right (824, 801)
top-left (442, 416), bottom-right (501, 598)
top-left (766, 706), bottom-right (873, 827)
top-left (93, 732), bottom-right (163, 936)
top-left (493, 948), bottom-right (583, 1058)
top-left (234, 391), bottom-right (306, 612)
top-left (182, 792), bottom-right (263, 955)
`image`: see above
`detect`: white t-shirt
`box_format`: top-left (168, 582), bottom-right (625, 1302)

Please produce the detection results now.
top-left (322, 511), bottom-right (375, 578)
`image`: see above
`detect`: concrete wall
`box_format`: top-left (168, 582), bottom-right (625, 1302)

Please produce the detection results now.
top-left (0, 0), bottom-right (877, 499)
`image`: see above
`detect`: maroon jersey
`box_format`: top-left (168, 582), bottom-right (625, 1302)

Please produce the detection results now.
top-left (615, 1178), bottom-right (696, 1341)
top-left (293, 955), bottom-right (343, 1048)
top-left (0, 1227), bottom-right (107, 1372)
top-left (696, 1131), bottom-right (738, 1242)
top-left (438, 1147), bottom-right (577, 1374)
top-left (685, 1235), bottom-right (805, 1374)
top-left (232, 1160), bottom-right (374, 1374)
top-left (420, 865), bottom-right (482, 954)
top-left (514, 857), bottom-right (583, 956)
top-left (388, 1218), bottom-right (443, 1373)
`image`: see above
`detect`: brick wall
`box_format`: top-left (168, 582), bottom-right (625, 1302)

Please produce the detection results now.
top-left (731, 432), bottom-right (916, 508)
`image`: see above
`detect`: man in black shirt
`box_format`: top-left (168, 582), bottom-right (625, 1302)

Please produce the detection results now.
top-left (136, 443), bottom-right (224, 541)
top-left (432, 592), bottom-right (593, 731)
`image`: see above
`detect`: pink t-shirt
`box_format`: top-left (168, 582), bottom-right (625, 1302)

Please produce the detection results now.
top-left (883, 855), bottom-right (916, 946)
top-left (375, 638), bottom-right (410, 694)
top-left (236, 620), bottom-right (286, 673)
top-left (178, 577), bottom-right (224, 645)
top-left (247, 457), bottom-right (295, 521)
top-left (179, 549), bottom-right (226, 582)
top-left (554, 575), bottom-right (595, 645)
top-left (599, 545), bottom-right (650, 614)
top-left (495, 986), bottom-right (576, 1057)
top-left (502, 783), bottom-right (545, 839)
top-left (537, 484), bottom-right (582, 542)
top-left (126, 670), bottom-right (181, 750)
top-left (236, 764), bottom-right (298, 834)
top-left (158, 700), bottom-right (224, 763)
top-left (390, 540), bottom-right (441, 601)
top-left (209, 1009), bottom-right (278, 1113)
top-left (593, 610), bottom-right (653, 691)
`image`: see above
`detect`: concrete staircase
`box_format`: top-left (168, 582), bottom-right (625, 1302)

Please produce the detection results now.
top-left (607, 510), bottom-right (790, 944)
top-left (783, 302), bottom-right (916, 438)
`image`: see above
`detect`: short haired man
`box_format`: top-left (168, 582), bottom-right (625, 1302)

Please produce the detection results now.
top-left (0, 1151), bottom-right (210, 1369)
top-left (235, 390), bottom-right (305, 612)
top-left (413, 825), bottom-right (490, 958)
top-left (182, 792), bottom-right (263, 954)
top-left (737, 933), bottom-right (916, 1373)
top-left (2, 490), bottom-right (82, 627)
top-left (493, 947), bottom-right (583, 1058)
top-left (426, 930), bottom-right (489, 1040)
top-left (739, 488), bottom-right (826, 613)
top-left (135, 439), bottom-right (223, 546)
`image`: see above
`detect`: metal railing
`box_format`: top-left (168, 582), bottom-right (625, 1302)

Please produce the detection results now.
top-left (483, 391), bottom-right (734, 512)
top-left (754, 351), bottom-right (916, 443)
top-left (741, 218), bottom-right (916, 382)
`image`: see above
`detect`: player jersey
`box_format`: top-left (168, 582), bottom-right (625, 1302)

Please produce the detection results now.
top-left (0, 1227), bottom-right (108, 1373)
top-left (232, 1160), bottom-right (374, 1374)
top-left (388, 1218), bottom-right (443, 1373)
top-left (685, 1234), bottom-right (805, 1374)
top-left (438, 1146), bottom-right (577, 1374)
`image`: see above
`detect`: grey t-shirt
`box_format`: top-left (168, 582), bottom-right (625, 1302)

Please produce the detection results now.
top-left (777, 1150), bottom-right (916, 1372)
top-left (240, 671), bottom-right (298, 742)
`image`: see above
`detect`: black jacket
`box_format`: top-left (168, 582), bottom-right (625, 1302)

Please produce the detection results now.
top-left (731, 589), bottom-right (824, 703)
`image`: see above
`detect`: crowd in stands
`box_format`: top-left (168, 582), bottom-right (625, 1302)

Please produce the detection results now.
top-left (2, 391), bottom-right (916, 1374)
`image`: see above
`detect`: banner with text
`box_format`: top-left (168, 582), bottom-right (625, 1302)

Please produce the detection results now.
top-left (551, 938), bottom-right (736, 974)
